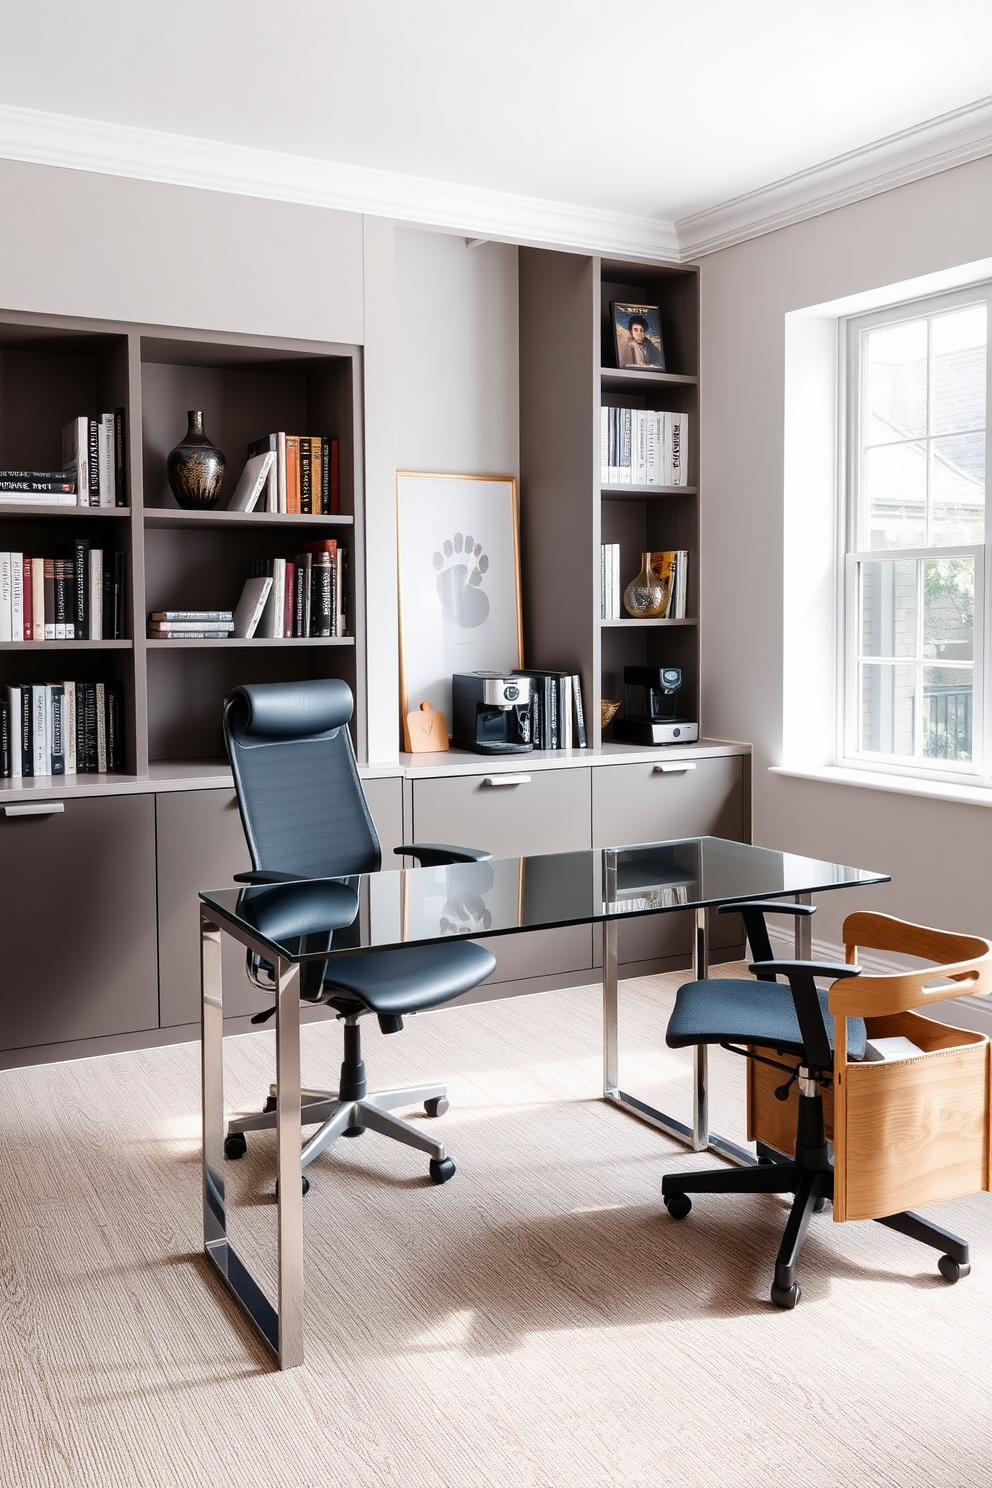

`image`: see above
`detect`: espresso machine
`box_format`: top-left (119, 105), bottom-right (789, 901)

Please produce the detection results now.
top-left (611, 666), bottom-right (698, 745)
top-left (451, 672), bottom-right (534, 754)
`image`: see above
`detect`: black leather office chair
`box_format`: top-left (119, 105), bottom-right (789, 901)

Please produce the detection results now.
top-left (659, 900), bottom-right (982, 1308)
top-left (221, 678), bottom-right (497, 1187)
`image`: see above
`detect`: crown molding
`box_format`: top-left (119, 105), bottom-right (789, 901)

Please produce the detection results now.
top-left (0, 102), bottom-right (679, 262)
top-left (676, 96), bottom-right (992, 259)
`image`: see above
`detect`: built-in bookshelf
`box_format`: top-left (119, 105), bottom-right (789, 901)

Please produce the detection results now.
top-left (518, 252), bottom-right (700, 737)
top-left (0, 310), bottom-right (364, 791)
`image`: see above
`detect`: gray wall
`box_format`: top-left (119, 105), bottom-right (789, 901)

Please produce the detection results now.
top-left (699, 155), bottom-right (992, 947)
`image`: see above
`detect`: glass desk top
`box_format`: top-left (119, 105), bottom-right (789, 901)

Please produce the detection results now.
top-left (199, 836), bottom-right (889, 964)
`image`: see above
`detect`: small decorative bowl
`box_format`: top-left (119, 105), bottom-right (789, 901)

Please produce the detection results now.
top-left (600, 698), bottom-right (621, 730)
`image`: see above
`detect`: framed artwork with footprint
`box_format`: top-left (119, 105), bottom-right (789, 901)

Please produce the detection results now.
top-left (396, 472), bottom-right (523, 736)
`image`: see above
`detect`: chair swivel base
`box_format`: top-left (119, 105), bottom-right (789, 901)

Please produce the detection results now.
top-left (225, 1081), bottom-right (455, 1185)
top-left (661, 1089), bottom-right (970, 1307)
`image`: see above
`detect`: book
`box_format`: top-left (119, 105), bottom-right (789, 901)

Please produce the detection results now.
top-left (329, 438), bottom-right (340, 514)
top-left (310, 551), bottom-right (332, 637)
top-left (32, 683), bottom-right (48, 775)
top-left (298, 436), bottom-right (312, 514)
top-left (0, 476), bottom-right (77, 494)
top-left (43, 558), bottom-right (56, 639)
top-left (87, 418), bottom-right (100, 507)
top-left (4, 685), bottom-right (21, 778)
top-left (311, 438), bottom-right (323, 514)
top-left (246, 436), bottom-right (280, 513)
top-left (19, 683), bottom-right (32, 775)
top-left (54, 558), bottom-right (71, 638)
top-left (148, 620), bottom-right (234, 633)
top-left (61, 416), bottom-right (89, 507)
top-left (232, 577), bottom-right (273, 638)
top-left (572, 673), bottom-right (588, 748)
top-left (114, 407), bottom-right (127, 506)
top-left (99, 412), bottom-right (115, 507)
top-left (89, 549), bottom-right (103, 641)
top-left (65, 537), bottom-right (89, 641)
top-left (0, 694), bottom-right (10, 777)
top-left (95, 682), bottom-right (107, 771)
top-left (0, 491), bottom-right (77, 506)
top-left (78, 681), bottom-right (97, 773)
top-left (148, 629), bottom-right (233, 640)
top-left (49, 684), bottom-right (65, 775)
top-left (0, 553), bottom-right (11, 641)
top-left (105, 683), bottom-right (124, 770)
top-left (63, 679), bottom-right (77, 774)
top-left (225, 450), bottom-right (276, 513)
top-left (283, 561), bottom-right (295, 637)
top-left (148, 609), bottom-right (234, 622)
top-left (285, 435), bottom-right (300, 514)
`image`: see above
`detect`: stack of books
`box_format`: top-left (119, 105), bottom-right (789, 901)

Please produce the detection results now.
top-left (147, 610), bottom-right (234, 640)
top-left (62, 411), bottom-right (128, 507)
top-left (250, 539), bottom-right (347, 637)
top-left (0, 469), bottom-right (77, 505)
top-left (601, 544), bottom-right (621, 618)
top-left (650, 550), bottom-right (689, 619)
top-left (1, 680), bottom-right (124, 777)
top-left (247, 434), bottom-right (340, 514)
top-left (512, 668), bottom-right (587, 750)
top-left (0, 545), bottom-right (125, 641)
top-left (600, 409), bottom-right (688, 487)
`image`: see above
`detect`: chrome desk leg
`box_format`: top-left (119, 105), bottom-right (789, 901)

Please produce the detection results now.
top-left (795, 893), bottom-right (812, 957)
top-left (274, 953), bottom-right (305, 1369)
top-left (602, 905), bottom-right (755, 1169)
top-left (201, 910), bottom-right (304, 1368)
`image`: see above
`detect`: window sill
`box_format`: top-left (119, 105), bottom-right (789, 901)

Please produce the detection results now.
top-left (769, 763), bottom-right (992, 808)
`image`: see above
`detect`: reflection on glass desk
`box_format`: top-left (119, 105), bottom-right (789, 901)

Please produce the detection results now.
top-left (198, 837), bottom-right (887, 963)
top-left (198, 835), bottom-right (889, 1370)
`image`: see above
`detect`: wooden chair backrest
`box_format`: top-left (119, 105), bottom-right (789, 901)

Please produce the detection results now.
top-left (830, 911), bottom-right (992, 1019)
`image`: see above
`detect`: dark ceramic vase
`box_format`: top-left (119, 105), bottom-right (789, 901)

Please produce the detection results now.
top-left (167, 410), bottom-right (226, 509)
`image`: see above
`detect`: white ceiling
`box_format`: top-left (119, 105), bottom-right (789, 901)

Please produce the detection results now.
top-left (1, 0), bottom-right (991, 256)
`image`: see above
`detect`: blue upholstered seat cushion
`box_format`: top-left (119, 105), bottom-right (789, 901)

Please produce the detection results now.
top-left (322, 939), bottom-right (497, 1016)
top-left (667, 977), bottom-right (867, 1061)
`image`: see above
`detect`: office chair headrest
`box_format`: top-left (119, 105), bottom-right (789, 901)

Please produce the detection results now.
top-left (227, 679), bottom-right (354, 740)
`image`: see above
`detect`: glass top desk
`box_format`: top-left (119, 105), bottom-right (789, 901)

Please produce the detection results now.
top-left (199, 835), bottom-right (887, 1367)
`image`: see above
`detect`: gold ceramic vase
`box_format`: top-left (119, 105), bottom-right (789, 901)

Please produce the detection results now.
top-left (623, 551), bottom-right (665, 618)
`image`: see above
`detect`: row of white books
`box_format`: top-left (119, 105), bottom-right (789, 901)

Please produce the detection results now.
top-left (600, 408), bottom-right (688, 487)
top-left (600, 545), bottom-right (689, 619)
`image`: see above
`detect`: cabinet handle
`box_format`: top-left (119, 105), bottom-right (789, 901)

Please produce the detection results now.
top-left (483, 774), bottom-right (532, 787)
top-left (653, 763), bottom-right (696, 775)
top-left (4, 802), bottom-right (66, 817)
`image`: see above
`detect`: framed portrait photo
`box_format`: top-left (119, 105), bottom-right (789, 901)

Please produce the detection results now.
top-left (612, 301), bottom-right (665, 371)
top-left (396, 472), bottom-right (523, 735)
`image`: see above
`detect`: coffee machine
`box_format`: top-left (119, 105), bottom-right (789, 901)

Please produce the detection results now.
top-left (611, 666), bottom-right (698, 745)
top-left (451, 672), bottom-right (534, 754)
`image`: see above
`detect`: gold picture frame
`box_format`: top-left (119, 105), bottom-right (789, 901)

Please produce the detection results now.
top-left (396, 471), bottom-right (524, 741)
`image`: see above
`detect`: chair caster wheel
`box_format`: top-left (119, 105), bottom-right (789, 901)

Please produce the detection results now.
top-left (812, 1196), bottom-right (827, 1213)
top-left (770, 1282), bottom-right (801, 1309)
top-left (274, 1175), bottom-right (311, 1199)
top-left (938, 1254), bottom-right (969, 1283)
top-left (429, 1157), bottom-right (456, 1185)
top-left (263, 1095), bottom-right (277, 1114)
top-left (424, 1097), bottom-right (449, 1118)
top-left (224, 1132), bottom-right (247, 1160)
top-left (665, 1194), bottom-right (692, 1220)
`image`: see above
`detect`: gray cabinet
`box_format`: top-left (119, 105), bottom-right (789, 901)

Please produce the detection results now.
top-left (410, 767), bottom-right (594, 986)
top-left (592, 757), bottom-right (745, 968)
top-left (0, 795), bottom-right (158, 1057)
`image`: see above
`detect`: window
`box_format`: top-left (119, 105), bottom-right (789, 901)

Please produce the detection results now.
top-left (844, 285), bottom-right (990, 782)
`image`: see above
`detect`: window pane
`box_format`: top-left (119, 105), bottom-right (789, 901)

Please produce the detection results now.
top-left (932, 305), bottom-right (987, 435)
top-left (932, 434), bottom-right (985, 544)
top-left (864, 442), bottom-right (926, 548)
top-left (923, 666), bottom-right (973, 763)
top-left (864, 320), bottom-right (927, 444)
top-left (923, 557), bottom-right (974, 661)
top-left (859, 559), bottom-right (917, 657)
top-left (859, 663), bottom-right (916, 755)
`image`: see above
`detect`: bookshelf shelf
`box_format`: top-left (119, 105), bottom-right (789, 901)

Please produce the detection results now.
top-left (143, 508), bottom-right (354, 531)
top-left (0, 504), bottom-right (131, 520)
top-left (144, 636), bottom-right (354, 649)
top-left (600, 367), bottom-right (698, 393)
top-left (0, 640), bottom-right (132, 652)
top-left (600, 618), bottom-right (696, 629)
top-left (601, 485), bottom-right (697, 500)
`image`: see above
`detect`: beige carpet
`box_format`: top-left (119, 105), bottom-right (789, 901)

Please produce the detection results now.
top-left (1, 967), bottom-right (990, 1488)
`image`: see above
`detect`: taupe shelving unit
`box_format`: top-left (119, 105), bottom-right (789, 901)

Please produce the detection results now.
top-left (0, 308), bottom-right (367, 1068)
top-left (0, 309), bottom-right (366, 787)
top-left (518, 250), bottom-right (700, 734)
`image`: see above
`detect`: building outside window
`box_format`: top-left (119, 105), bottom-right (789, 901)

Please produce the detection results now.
top-left (843, 285), bottom-right (990, 782)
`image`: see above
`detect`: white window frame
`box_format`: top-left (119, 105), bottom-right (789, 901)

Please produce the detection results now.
top-left (840, 282), bottom-right (991, 786)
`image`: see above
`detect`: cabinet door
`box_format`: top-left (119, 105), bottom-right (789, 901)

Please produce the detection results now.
top-left (592, 756), bottom-right (745, 966)
top-left (411, 768), bottom-right (593, 985)
top-left (156, 789), bottom-right (256, 1028)
top-left (0, 795), bottom-right (158, 1053)
top-left (363, 775), bottom-right (404, 857)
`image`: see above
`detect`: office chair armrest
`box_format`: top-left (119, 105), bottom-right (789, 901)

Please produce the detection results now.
top-left (233, 870), bottom-right (307, 884)
top-left (749, 960), bottom-right (860, 981)
top-left (393, 843), bottom-right (493, 866)
top-left (718, 900), bottom-right (816, 917)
